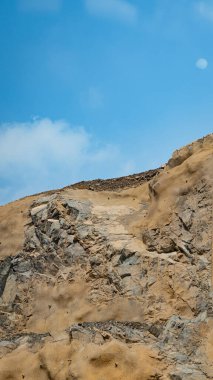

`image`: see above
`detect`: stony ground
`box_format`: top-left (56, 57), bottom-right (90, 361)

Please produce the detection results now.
top-left (0, 134), bottom-right (212, 379)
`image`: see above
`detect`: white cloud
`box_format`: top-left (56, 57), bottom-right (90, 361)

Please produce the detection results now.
top-left (0, 118), bottom-right (129, 205)
top-left (85, 0), bottom-right (138, 24)
top-left (196, 1), bottom-right (213, 21)
top-left (19, 0), bottom-right (62, 12)
top-left (196, 57), bottom-right (208, 69)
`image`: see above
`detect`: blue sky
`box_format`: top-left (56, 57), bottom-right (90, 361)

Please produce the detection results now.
top-left (0, 0), bottom-right (212, 204)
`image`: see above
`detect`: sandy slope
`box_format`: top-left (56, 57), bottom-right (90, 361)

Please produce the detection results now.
top-left (0, 134), bottom-right (212, 379)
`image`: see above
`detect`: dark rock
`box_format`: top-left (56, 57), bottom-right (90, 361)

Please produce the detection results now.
top-left (64, 243), bottom-right (87, 264)
top-left (148, 324), bottom-right (161, 338)
top-left (142, 229), bottom-right (159, 251)
top-left (12, 259), bottom-right (31, 273)
top-left (0, 257), bottom-right (12, 297)
top-left (169, 375), bottom-right (182, 380)
top-left (89, 256), bottom-right (102, 266)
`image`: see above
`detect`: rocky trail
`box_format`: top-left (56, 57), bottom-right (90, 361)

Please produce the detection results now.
top-left (0, 134), bottom-right (212, 379)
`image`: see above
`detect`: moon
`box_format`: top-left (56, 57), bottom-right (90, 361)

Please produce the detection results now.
top-left (196, 58), bottom-right (208, 70)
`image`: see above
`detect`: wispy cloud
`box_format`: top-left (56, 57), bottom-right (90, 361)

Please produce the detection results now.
top-left (0, 118), bottom-right (130, 204)
top-left (85, 0), bottom-right (138, 24)
top-left (196, 57), bottom-right (208, 69)
top-left (19, 0), bottom-right (62, 12)
top-left (195, 1), bottom-right (213, 21)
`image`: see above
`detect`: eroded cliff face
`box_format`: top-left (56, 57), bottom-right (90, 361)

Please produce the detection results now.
top-left (0, 134), bottom-right (212, 380)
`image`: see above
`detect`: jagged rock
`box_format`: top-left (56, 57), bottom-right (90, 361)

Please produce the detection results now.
top-left (179, 209), bottom-right (193, 230)
top-left (64, 242), bottom-right (87, 264)
top-left (142, 229), bottom-right (160, 251)
top-left (24, 225), bottom-right (41, 251)
top-left (45, 219), bottom-right (61, 242)
top-left (33, 194), bottom-right (57, 206)
top-left (63, 199), bottom-right (91, 221)
top-left (30, 204), bottom-right (47, 217)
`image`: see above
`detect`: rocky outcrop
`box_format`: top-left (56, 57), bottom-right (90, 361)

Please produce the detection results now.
top-left (0, 134), bottom-right (212, 379)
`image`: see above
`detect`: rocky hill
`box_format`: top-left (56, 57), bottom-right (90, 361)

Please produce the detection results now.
top-left (0, 134), bottom-right (212, 379)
